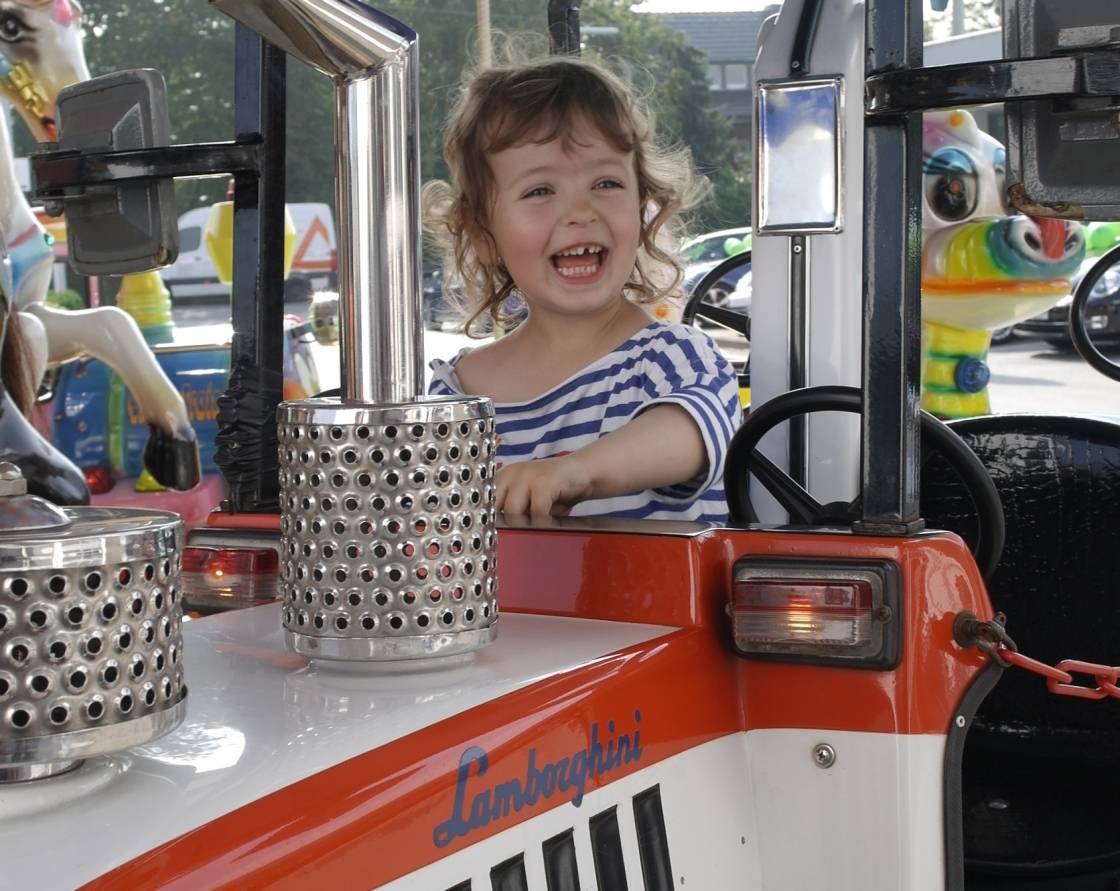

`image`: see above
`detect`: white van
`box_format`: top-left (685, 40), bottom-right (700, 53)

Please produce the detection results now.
top-left (161, 202), bottom-right (336, 301)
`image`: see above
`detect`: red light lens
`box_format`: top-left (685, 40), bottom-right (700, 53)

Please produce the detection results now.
top-left (180, 546), bottom-right (280, 611)
top-left (83, 466), bottom-right (114, 495)
top-left (181, 546), bottom-right (278, 576)
top-left (732, 578), bottom-right (874, 648)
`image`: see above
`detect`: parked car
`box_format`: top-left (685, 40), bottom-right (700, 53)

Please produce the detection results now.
top-left (681, 227), bottom-right (752, 311)
top-left (682, 226), bottom-right (752, 264)
top-left (422, 262), bottom-right (459, 330)
top-left (989, 324), bottom-right (1016, 345)
top-left (1016, 253), bottom-right (1120, 349)
top-left (422, 262), bottom-right (528, 333)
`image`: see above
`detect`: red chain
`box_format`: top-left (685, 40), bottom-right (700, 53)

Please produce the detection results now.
top-left (953, 612), bottom-right (1120, 701)
top-left (1000, 650), bottom-right (1120, 701)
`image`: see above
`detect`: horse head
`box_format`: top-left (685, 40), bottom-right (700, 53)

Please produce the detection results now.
top-left (921, 109), bottom-right (1084, 332)
top-left (0, 0), bottom-right (89, 142)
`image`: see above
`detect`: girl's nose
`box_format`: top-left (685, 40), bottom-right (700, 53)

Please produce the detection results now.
top-left (565, 198), bottom-right (597, 225)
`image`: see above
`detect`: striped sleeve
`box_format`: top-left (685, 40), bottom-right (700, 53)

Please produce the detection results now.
top-left (630, 327), bottom-right (742, 502)
top-left (427, 352), bottom-right (469, 396)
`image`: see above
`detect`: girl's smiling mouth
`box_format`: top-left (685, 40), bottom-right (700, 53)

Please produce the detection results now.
top-left (551, 243), bottom-right (608, 281)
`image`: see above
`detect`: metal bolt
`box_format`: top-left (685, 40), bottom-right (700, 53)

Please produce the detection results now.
top-left (955, 715), bottom-right (966, 728)
top-left (792, 244), bottom-right (803, 254)
top-left (0, 462), bottom-right (26, 496)
top-left (792, 60), bottom-right (802, 70)
top-left (812, 742), bottom-right (836, 768)
top-left (874, 605), bottom-right (893, 623)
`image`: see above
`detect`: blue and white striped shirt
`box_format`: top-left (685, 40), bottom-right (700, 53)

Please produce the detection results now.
top-left (428, 322), bottom-right (742, 521)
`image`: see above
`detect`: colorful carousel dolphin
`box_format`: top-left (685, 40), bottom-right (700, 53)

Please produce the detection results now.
top-left (920, 109), bottom-right (1084, 418)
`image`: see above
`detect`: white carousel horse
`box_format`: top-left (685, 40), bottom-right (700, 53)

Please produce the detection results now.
top-left (0, 0), bottom-right (200, 490)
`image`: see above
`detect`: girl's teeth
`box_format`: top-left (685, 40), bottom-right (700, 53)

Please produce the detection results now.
top-left (557, 264), bottom-right (598, 277)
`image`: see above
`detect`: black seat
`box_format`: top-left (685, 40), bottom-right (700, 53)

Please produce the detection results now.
top-left (921, 415), bottom-right (1120, 889)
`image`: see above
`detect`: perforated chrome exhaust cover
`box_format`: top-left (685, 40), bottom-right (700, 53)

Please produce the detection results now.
top-left (277, 396), bottom-right (498, 661)
top-left (0, 508), bottom-right (187, 781)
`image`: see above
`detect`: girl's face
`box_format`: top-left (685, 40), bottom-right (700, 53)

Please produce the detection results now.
top-left (481, 122), bottom-right (642, 322)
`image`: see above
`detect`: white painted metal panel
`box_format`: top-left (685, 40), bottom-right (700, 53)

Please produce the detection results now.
top-left (0, 606), bottom-right (671, 889)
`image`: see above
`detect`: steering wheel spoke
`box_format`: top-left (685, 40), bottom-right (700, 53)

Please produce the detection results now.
top-left (693, 302), bottom-right (749, 336)
top-left (750, 450), bottom-right (827, 524)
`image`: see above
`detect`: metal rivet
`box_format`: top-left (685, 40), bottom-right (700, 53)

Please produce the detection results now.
top-left (792, 244), bottom-right (803, 254)
top-left (955, 715), bottom-right (966, 728)
top-left (812, 742), bottom-right (836, 768)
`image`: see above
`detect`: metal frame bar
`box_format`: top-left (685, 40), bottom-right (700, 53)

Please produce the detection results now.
top-left (855, 0), bottom-right (925, 535)
top-left (219, 27), bottom-right (287, 514)
top-left (784, 0), bottom-right (825, 487)
top-left (31, 144), bottom-right (260, 193)
top-left (547, 0), bottom-right (581, 55)
top-left (867, 52), bottom-right (1120, 116)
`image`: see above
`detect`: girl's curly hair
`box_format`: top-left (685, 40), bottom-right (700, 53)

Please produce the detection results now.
top-left (423, 53), bottom-right (709, 338)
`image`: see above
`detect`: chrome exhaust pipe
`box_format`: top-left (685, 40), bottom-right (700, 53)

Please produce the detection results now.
top-left (210, 2), bottom-right (498, 663)
top-left (211, 0), bottom-right (423, 403)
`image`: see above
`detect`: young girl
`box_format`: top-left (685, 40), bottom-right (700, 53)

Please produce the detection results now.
top-left (425, 56), bottom-right (742, 521)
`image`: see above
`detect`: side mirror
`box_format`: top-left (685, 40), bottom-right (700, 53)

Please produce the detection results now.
top-left (52, 69), bottom-right (179, 274)
top-left (1004, 0), bottom-right (1120, 220)
top-left (755, 76), bottom-right (844, 235)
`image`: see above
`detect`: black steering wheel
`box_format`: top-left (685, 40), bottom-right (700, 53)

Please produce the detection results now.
top-left (681, 250), bottom-right (752, 337)
top-left (724, 386), bottom-right (1006, 582)
top-left (1069, 242), bottom-right (1120, 384)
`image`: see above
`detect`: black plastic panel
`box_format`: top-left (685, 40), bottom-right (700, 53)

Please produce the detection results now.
top-left (445, 882), bottom-right (471, 891)
top-left (633, 786), bottom-right (674, 891)
top-left (921, 414), bottom-right (1120, 879)
top-left (590, 807), bottom-right (628, 890)
top-left (543, 829), bottom-right (580, 891)
top-left (490, 854), bottom-right (528, 891)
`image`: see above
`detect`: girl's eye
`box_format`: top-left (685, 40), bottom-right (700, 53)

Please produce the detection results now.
top-left (594, 179), bottom-right (624, 190)
top-left (522, 186), bottom-right (552, 199)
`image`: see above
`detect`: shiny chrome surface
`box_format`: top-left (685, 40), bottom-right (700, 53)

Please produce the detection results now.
top-left (756, 76), bottom-right (845, 234)
top-left (277, 399), bottom-right (498, 660)
top-left (285, 624), bottom-right (496, 661)
top-left (0, 461), bottom-right (71, 533)
top-left (0, 690), bottom-right (187, 771)
top-left (212, 0), bottom-right (423, 403)
top-left (0, 507), bottom-right (180, 570)
top-left (0, 507), bottom-right (186, 780)
top-left (0, 758), bottom-right (78, 783)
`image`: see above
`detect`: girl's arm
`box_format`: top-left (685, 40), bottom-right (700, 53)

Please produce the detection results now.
top-left (496, 404), bottom-right (706, 518)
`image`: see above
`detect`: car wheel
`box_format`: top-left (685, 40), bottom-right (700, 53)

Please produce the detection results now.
top-left (989, 325), bottom-right (1015, 345)
top-left (705, 284), bottom-right (732, 308)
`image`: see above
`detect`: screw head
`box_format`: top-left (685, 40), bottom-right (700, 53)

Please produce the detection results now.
top-left (812, 742), bottom-right (836, 769)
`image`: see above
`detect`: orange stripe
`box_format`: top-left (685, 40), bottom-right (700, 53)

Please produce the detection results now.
top-left (83, 628), bottom-right (739, 890)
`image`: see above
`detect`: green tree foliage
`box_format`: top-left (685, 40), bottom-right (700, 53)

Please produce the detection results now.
top-left (36, 0), bottom-right (746, 233)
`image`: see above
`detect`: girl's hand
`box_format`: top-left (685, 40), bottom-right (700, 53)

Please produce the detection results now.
top-left (496, 456), bottom-right (594, 519)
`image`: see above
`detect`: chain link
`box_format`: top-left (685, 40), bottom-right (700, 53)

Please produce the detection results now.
top-left (953, 611), bottom-right (1120, 701)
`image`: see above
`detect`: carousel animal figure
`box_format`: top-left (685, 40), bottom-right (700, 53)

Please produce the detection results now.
top-left (920, 109), bottom-right (1084, 418)
top-left (0, 235), bottom-right (88, 503)
top-left (0, 0), bottom-right (200, 500)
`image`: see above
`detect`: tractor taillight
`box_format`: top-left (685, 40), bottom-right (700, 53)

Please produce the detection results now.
top-left (730, 559), bottom-right (900, 668)
top-left (181, 546), bottom-right (280, 612)
top-left (84, 466), bottom-right (114, 495)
